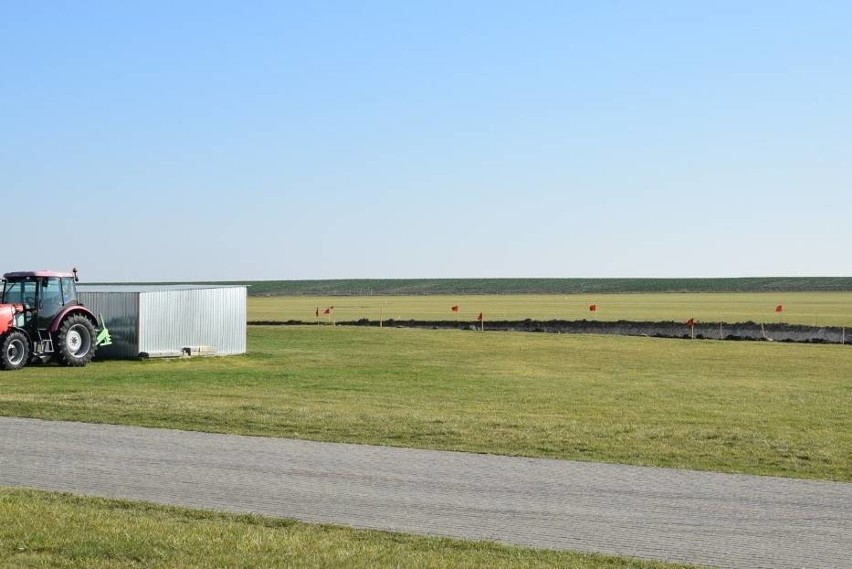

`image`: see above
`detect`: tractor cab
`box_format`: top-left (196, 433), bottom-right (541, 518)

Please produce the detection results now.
top-left (2, 272), bottom-right (80, 329)
top-left (0, 269), bottom-right (111, 370)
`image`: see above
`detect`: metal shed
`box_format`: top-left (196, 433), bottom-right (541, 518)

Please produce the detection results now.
top-left (77, 284), bottom-right (247, 359)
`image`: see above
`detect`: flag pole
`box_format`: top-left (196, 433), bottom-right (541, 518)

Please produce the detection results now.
top-left (380, 303), bottom-right (384, 328)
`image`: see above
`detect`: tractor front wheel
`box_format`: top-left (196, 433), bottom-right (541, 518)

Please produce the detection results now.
top-left (1, 331), bottom-right (30, 371)
top-left (55, 314), bottom-right (97, 367)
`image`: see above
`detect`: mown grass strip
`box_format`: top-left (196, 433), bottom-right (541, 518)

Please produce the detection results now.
top-left (248, 292), bottom-right (852, 327)
top-left (2, 327), bottom-right (849, 481)
top-left (0, 488), bottom-right (698, 569)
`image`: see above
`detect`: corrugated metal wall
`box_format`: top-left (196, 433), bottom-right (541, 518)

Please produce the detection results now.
top-left (78, 291), bottom-right (140, 359)
top-left (78, 286), bottom-right (247, 359)
top-left (138, 287), bottom-right (246, 356)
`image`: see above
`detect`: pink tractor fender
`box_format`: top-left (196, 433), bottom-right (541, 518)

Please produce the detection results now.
top-left (49, 305), bottom-right (98, 334)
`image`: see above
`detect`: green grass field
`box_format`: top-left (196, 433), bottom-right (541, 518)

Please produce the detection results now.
top-left (2, 326), bottom-right (850, 481)
top-left (3, 324), bottom-right (849, 568)
top-left (0, 489), bottom-right (695, 569)
top-left (248, 291), bottom-right (852, 327)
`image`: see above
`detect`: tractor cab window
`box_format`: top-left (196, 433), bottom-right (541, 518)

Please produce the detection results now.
top-left (1, 280), bottom-right (19, 303)
top-left (40, 278), bottom-right (64, 317)
top-left (2, 278), bottom-right (37, 307)
top-left (60, 277), bottom-right (77, 304)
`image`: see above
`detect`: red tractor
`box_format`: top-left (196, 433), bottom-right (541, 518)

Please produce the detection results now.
top-left (0, 269), bottom-right (111, 370)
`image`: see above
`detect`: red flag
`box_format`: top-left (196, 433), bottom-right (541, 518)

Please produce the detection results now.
top-left (775, 305), bottom-right (783, 313)
top-left (451, 305), bottom-right (459, 312)
top-left (589, 304), bottom-right (597, 312)
top-left (686, 318), bottom-right (695, 327)
top-left (323, 307), bottom-right (331, 315)
top-left (477, 312), bottom-right (483, 321)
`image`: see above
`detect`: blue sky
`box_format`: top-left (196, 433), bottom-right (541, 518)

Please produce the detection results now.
top-left (2, 1), bottom-right (850, 281)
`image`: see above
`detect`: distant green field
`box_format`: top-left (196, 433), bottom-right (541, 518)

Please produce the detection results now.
top-left (249, 291), bottom-right (852, 327)
top-left (228, 277), bottom-right (852, 296)
top-left (2, 326), bottom-right (850, 481)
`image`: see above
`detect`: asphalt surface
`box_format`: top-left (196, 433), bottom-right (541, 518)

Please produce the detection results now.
top-left (1, 417), bottom-right (849, 569)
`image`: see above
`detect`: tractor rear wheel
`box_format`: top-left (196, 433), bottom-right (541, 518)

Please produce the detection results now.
top-left (1, 331), bottom-right (30, 371)
top-left (55, 314), bottom-right (97, 367)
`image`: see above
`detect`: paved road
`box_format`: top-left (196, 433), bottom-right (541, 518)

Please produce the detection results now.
top-left (1, 418), bottom-right (849, 569)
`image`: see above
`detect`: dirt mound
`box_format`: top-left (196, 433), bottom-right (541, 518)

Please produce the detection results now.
top-left (251, 319), bottom-right (851, 345)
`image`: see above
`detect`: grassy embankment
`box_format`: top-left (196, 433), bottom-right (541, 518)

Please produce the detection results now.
top-left (0, 489), bottom-right (696, 569)
top-left (2, 326), bottom-right (850, 481)
top-left (234, 277), bottom-right (852, 296)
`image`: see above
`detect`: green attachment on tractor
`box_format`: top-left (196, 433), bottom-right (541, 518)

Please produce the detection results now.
top-left (96, 313), bottom-right (112, 347)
